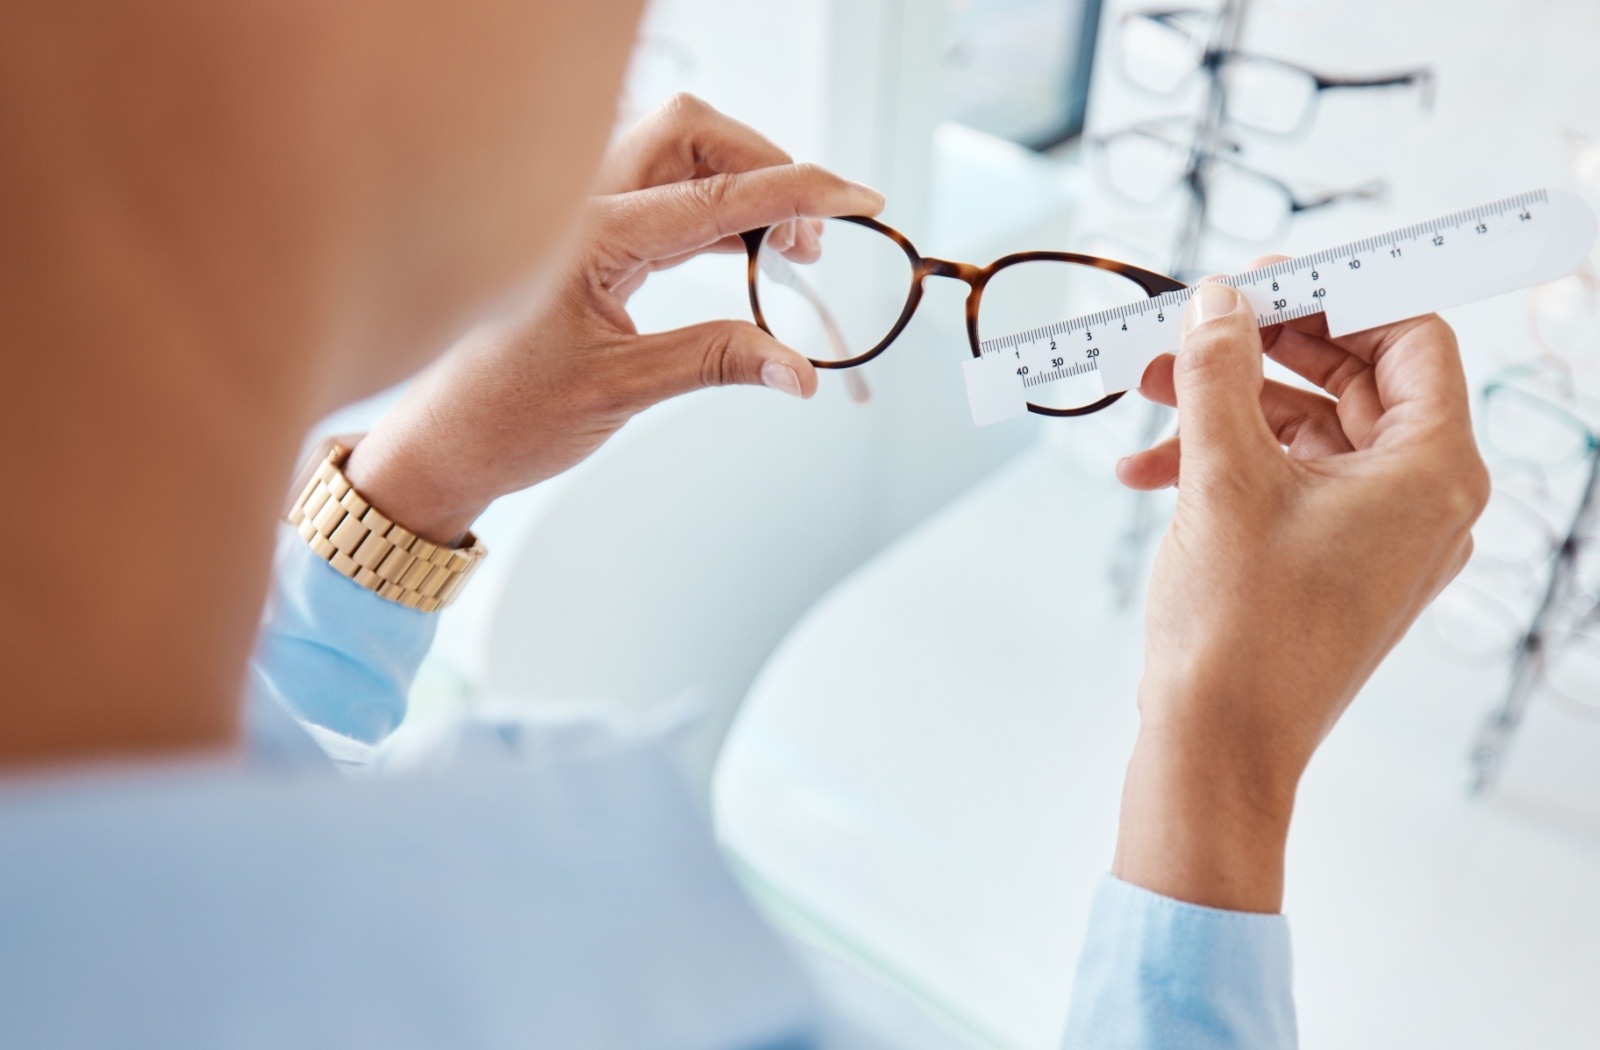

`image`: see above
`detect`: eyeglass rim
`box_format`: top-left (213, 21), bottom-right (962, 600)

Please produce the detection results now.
top-left (741, 215), bottom-right (1185, 418)
top-left (1483, 379), bottom-right (1600, 449)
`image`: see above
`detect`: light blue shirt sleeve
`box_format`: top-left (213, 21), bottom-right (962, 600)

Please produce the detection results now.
top-left (249, 530), bottom-right (437, 751)
top-left (1062, 874), bottom-right (1297, 1050)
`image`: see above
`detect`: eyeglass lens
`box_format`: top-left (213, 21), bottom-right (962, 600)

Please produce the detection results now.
top-left (1096, 131), bottom-right (1295, 243)
top-left (975, 259), bottom-right (1149, 412)
top-left (754, 219), bottom-right (915, 366)
top-left (1117, 14), bottom-right (1205, 96)
top-left (752, 219), bottom-right (1154, 414)
top-left (1484, 388), bottom-right (1596, 469)
top-left (1218, 58), bottom-right (1321, 136)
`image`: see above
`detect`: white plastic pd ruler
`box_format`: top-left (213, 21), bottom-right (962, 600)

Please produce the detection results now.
top-left (964, 188), bottom-right (1598, 426)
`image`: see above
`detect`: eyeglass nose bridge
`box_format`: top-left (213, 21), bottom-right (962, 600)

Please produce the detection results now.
top-left (919, 257), bottom-right (986, 288)
top-left (914, 257), bottom-right (991, 353)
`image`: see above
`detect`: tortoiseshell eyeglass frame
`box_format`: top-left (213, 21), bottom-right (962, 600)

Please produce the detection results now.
top-left (741, 215), bottom-right (1187, 417)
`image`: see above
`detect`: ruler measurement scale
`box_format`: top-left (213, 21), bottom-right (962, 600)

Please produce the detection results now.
top-left (1021, 359), bottom-right (1098, 389)
top-left (964, 189), bottom-right (1597, 426)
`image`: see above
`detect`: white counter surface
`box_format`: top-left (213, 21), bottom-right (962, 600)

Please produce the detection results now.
top-left (716, 443), bottom-right (1600, 1050)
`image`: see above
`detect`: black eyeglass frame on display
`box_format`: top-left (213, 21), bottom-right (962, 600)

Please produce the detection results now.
top-left (739, 217), bottom-right (1186, 418)
top-left (1092, 120), bottom-right (1389, 243)
top-left (1093, 0), bottom-right (1430, 610)
top-left (1117, 8), bottom-right (1435, 138)
top-left (1467, 366), bottom-right (1600, 793)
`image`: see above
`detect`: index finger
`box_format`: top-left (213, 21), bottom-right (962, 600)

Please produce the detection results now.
top-left (598, 94), bottom-right (792, 194)
top-left (597, 163), bottom-right (886, 266)
top-left (1227, 255), bottom-right (1473, 455)
top-left (1355, 313), bottom-right (1476, 450)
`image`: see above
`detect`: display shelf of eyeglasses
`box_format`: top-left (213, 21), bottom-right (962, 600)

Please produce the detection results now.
top-left (1089, 3), bottom-right (1431, 272)
top-left (1439, 126), bottom-right (1600, 793)
top-left (1084, 1), bottom-right (1435, 609)
top-left (1432, 359), bottom-right (1600, 793)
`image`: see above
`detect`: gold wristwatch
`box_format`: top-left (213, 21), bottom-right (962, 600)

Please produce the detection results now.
top-left (286, 438), bottom-right (486, 613)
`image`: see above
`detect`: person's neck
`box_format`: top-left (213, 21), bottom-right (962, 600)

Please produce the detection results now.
top-left (0, 175), bottom-right (325, 770)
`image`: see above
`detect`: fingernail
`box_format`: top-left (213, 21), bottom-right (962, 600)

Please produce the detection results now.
top-left (848, 180), bottom-right (886, 207)
top-left (761, 360), bottom-right (803, 398)
top-left (1183, 282), bottom-right (1238, 332)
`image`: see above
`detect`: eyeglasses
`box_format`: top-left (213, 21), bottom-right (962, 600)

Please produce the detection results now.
top-left (1481, 366), bottom-right (1600, 477)
top-left (1094, 120), bottom-right (1388, 243)
top-left (1116, 8), bottom-right (1434, 137)
top-left (740, 217), bottom-right (1184, 417)
top-left (1452, 364), bottom-right (1600, 791)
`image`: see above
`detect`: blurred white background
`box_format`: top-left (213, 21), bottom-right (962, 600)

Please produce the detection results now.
top-left (323, 0), bottom-right (1600, 1046)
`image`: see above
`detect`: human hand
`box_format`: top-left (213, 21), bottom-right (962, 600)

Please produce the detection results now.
top-left (342, 95), bottom-right (884, 543)
top-left (1110, 268), bottom-right (1489, 913)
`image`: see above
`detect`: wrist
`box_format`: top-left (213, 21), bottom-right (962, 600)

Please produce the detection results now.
top-left (342, 433), bottom-right (489, 546)
top-left (1112, 719), bottom-right (1300, 914)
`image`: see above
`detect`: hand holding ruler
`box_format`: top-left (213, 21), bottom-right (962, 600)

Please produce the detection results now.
top-left (965, 189), bottom-right (1599, 426)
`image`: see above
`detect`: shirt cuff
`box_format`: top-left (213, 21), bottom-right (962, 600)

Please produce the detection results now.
top-left (1062, 874), bottom-right (1297, 1050)
top-left (250, 529), bottom-right (439, 746)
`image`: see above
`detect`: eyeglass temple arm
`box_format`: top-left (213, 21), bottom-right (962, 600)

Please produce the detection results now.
top-left (1314, 68), bottom-right (1436, 109)
top-left (757, 249), bottom-right (871, 404)
top-left (1129, 9), bottom-right (1207, 35)
top-left (1289, 177), bottom-right (1389, 216)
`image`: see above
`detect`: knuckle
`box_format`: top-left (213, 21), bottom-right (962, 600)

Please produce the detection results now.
top-left (1320, 356), bottom-right (1367, 398)
top-left (686, 172), bottom-right (735, 217)
top-left (698, 325), bottom-right (742, 388)
top-left (1455, 462), bottom-right (1493, 526)
top-left (786, 162), bottom-right (840, 207)
top-left (1464, 458), bottom-right (1492, 517)
top-left (662, 92), bottom-right (711, 123)
top-left (1410, 456), bottom-right (1491, 534)
top-left (1174, 331), bottom-right (1243, 382)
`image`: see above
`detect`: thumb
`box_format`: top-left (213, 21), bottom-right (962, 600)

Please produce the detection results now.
top-left (629, 319), bottom-right (819, 405)
top-left (1172, 282), bottom-right (1279, 475)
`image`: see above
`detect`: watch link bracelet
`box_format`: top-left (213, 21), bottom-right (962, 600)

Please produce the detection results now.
top-left (286, 439), bottom-right (486, 613)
